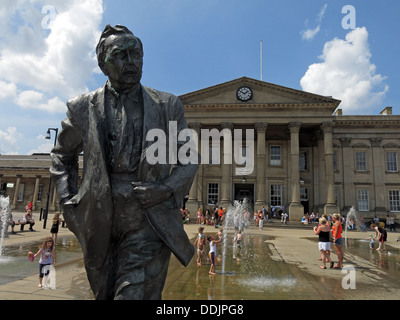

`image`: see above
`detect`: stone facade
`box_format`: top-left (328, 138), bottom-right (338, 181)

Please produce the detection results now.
top-left (0, 154), bottom-right (83, 213)
top-left (181, 77), bottom-right (400, 222)
top-left (0, 77), bottom-right (399, 222)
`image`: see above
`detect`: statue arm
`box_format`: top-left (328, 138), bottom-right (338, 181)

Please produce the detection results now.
top-left (50, 109), bottom-right (83, 205)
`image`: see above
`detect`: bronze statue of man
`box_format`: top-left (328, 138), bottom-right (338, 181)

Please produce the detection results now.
top-left (50, 25), bottom-right (198, 299)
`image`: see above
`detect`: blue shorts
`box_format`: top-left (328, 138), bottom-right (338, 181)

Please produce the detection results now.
top-left (334, 237), bottom-right (343, 246)
top-left (209, 252), bottom-right (216, 265)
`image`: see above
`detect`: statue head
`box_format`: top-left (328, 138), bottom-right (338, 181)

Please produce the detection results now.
top-left (96, 24), bottom-right (144, 91)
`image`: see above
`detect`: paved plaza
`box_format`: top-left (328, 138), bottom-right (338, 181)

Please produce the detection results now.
top-left (0, 211), bottom-right (399, 300)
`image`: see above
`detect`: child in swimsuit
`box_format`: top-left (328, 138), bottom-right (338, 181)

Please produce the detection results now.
top-left (194, 227), bottom-right (205, 266)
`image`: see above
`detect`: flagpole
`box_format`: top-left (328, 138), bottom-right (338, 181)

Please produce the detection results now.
top-left (260, 40), bottom-right (263, 81)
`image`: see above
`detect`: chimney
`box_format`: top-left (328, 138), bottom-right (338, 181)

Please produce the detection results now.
top-left (380, 107), bottom-right (392, 115)
top-left (334, 109), bottom-right (343, 116)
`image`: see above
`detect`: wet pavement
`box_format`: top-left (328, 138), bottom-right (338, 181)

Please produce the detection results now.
top-left (0, 213), bottom-right (399, 300)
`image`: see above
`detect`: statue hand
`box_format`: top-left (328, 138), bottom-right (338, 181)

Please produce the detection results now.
top-left (131, 182), bottom-right (172, 208)
top-left (63, 196), bottom-right (78, 208)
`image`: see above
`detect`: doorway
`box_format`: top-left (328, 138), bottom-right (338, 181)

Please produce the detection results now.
top-left (234, 183), bottom-right (254, 211)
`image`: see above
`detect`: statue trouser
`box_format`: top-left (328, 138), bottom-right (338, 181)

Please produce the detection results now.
top-left (86, 174), bottom-right (171, 300)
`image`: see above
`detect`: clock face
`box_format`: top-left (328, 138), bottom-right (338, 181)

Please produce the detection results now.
top-left (237, 86), bottom-right (252, 102)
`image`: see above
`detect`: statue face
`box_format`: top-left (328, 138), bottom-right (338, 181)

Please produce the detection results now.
top-left (103, 33), bottom-right (143, 89)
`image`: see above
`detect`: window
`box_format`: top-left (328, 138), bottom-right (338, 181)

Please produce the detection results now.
top-left (389, 190), bottom-right (400, 212)
top-left (17, 183), bottom-right (25, 202)
top-left (386, 152), bottom-right (398, 172)
top-left (270, 184), bottom-right (282, 206)
top-left (37, 184), bottom-right (43, 202)
top-left (335, 189), bottom-right (339, 206)
top-left (356, 152), bottom-right (367, 171)
top-left (0, 183), bottom-right (6, 196)
top-left (207, 183), bottom-right (219, 205)
top-left (300, 187), bottom-right (308, 201)
top-left (270, 146), bottom-right (281, 166)
top-left (300, 152), bottom-right (307, 171)
top-left (333, 152), bottom-right (337, 172)
top-left (357, 189), bottom-right (369, 211)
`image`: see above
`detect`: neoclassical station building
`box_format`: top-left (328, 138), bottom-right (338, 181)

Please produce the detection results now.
top-left (1, 77), bottom-right (399, 222)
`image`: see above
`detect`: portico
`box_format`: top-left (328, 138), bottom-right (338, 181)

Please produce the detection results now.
top-left (181, 77), bottom-right (341, 221)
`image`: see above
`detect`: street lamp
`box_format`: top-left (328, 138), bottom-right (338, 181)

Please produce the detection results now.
top-left (43, 128), bottom-right (58, 228)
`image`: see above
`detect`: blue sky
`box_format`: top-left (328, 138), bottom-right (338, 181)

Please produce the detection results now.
top-left (0, 0), bottom-right (399, 155)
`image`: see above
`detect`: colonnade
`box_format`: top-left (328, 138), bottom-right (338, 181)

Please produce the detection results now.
top-left (186, 121), bottom-right (338, 220)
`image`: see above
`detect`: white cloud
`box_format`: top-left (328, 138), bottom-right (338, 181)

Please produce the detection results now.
top-left (15, 90), bottom-right (44, 108)
top-left (0, 0), bottom-right (103, 110)
top-left (0, 81), bottom-right (17, 100)
top-left (15, 91), bottom-right (66, 113)
top-left (0, 126), bottom-right (23, 154)
top-left (27, 136), bottom-right (54, 154)
top-left (300, 27), bottom-right (389, 114)
top-left (301, 4), bottom-right (327, 41)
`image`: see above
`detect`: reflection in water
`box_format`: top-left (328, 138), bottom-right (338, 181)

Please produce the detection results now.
top-left (163, 233), bottom-right (400, 300)
top-left (163, 234), bottom-right (304, 300)
top-left (1, 232), bottom-right (399, 300)
top-left (0, 236), bottom-right (82, 286)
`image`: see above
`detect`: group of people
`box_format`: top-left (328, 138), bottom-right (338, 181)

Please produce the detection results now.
top-left (314, 212), bottom-right (391, 270)
top-left (192, 206), bottom-right (230, 228)
top-left (3, 202), bottom-right (36, 234)
top-left (313, 213), bottom-right (344, 269)
top-left (302, 212), bottom-right (321, 224)
top-left (193, 226), bottom-right (225, 275)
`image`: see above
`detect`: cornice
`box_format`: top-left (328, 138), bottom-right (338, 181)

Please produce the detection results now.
top-left (334, 118), bottom-right (400, 128)
top-left (183, 103), bottom-right (336, 112)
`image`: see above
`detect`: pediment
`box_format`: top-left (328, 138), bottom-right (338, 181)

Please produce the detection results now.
top-left (383, 143), bottom-right (400, 149)
top-left (179, 77), bottom-right (341, 109)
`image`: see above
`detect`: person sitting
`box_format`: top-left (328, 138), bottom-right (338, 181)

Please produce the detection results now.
top-left (301, 215), bottom-right (309, 225)
top-left (24, 210), bottom-right (35, 231)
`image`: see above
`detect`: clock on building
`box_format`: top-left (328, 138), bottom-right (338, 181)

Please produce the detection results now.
top-left (237, 86), bottom-right (253, 102)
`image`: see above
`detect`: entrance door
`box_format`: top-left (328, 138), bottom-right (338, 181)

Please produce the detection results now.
top-left (234, 183), bottom-right (254, 211)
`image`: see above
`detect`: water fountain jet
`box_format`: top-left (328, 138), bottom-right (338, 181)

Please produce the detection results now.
top-left (0, 196), bottom-right (11, 260)
top-left (220, 198), bottom-right (250, 275)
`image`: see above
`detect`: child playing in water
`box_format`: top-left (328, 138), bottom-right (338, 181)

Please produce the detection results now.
top-left (367, 235), bottom-right (375, 250)
top-left (216, 227), bottom-right (224, 243)
top-left (194, 227), bottom-right (206, 266)
top-left (33, 237), bottom-right (55, 288)
top-left (208, 235), bottom-right (221, 275)
top-left (233, 230), bottom-right (242, 249)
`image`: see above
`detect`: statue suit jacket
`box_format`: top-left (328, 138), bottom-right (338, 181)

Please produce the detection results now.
top-left (50, 83), bottom-right (198, 271)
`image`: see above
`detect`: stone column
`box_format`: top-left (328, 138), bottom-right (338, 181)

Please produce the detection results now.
top-left (12, 175), bottom-right (22, 210)
top-left (255, 122), bottom-right (268, 208)
top-left (51, 186), bottom-right (57, 211)
top-left (288, 122), bottom-right (304, 220)
top-left (32, 175), bottom-right (41, 210)
top-left (370, 137), bottom-right (385, 217)
top-left (186, 122), bottom-right (202, 213)
top-left (322, 122), bottom-right (338, 215)
top-left (340, 138), bottom-right (352, 212)
top-left (219, 122), bottom-right (234, 210)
